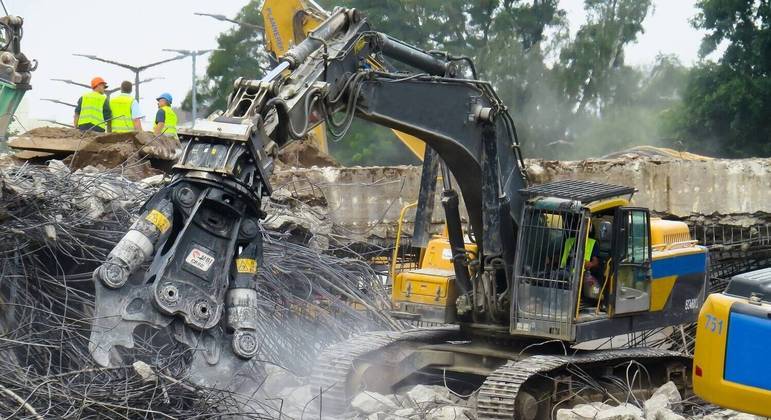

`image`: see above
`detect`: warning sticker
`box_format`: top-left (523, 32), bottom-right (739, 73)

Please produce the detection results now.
top-left (146, 210), bottom-right (170, 233)
top-left (186, 248), bottom-right (215, 272)
top-left (441, 248), bottom-right (453, 260)
top-left (236, 258), bottom-right (257, 274)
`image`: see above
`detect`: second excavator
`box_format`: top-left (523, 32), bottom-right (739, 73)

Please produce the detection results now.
top-left (89, 5), bottom-right (708, 419)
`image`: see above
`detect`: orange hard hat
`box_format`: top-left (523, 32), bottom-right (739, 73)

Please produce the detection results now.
top-left (90, 76), bottom-right (107, 89)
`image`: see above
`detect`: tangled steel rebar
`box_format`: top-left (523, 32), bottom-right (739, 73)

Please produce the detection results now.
top-left (0, 160), bottom-right (403, 418)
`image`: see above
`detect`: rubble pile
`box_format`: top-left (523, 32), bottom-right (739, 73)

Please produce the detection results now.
top-left (8, 127), bottom-right (181, 180)
top-left (0, 160), bottom-right (401, 418)
top-left (254, 371), bottom-right (763, 420)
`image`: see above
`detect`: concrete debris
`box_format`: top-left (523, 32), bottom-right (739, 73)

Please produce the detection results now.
top-left (10, 127), bottom-right (179, 181)
top-left (392, 407), bottom-right (417, 418)
top-left (259, 364), bottom-right (300, 397)
top-left (425, 405), bottom-right (472, 419)
top-left (526, 157), bottom-right (771, 221)
top-left (43, 224), bottom-right (56, 242)
top-left (404, 384), bottom-right (453, 407)
top-left (132, 361), bottom-right (157, 383)
top-left (648, 407), bottom-right (686, 420)
top-left (351, 391), bottom-right (399, 414)
top-left (277, 140), bottom-right (340, 168)
top-left (594, 404), bottom-right (645, 420)
top-left (651, 381), bottom-right (682, 404)
top-left (644, 381), bottom-right (683, 419)
top-left (558, 403), bottom-right (615, 420)
top-left (700, 410), bottom-right (768, 420)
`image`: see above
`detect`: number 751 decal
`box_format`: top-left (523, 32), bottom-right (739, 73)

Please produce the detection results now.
top-left (705, 314), bottom-right (724, 335)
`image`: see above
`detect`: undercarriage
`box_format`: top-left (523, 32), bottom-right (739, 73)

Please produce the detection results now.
top-left (309, 327), bottom-right (691, 419)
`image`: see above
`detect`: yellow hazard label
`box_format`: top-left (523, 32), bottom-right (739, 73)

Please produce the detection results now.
top-left (236, 258), bottom-right (257, 274)
top-left (146, 210), bottom-right (170, 233)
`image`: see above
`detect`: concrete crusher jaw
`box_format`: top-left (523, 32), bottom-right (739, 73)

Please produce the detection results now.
top-left (0, 15), bottom-right (35, 141)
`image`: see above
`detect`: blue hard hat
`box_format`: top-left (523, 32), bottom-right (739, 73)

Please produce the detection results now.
top-left (156, 92), bottom-right (173, 104)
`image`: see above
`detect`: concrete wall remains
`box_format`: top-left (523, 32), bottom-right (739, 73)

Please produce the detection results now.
top-left (269, 157), bottom-right (771, 242)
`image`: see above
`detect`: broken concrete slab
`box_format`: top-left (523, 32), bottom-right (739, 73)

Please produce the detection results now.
top-left (351, 391), bottom-right (399, 415)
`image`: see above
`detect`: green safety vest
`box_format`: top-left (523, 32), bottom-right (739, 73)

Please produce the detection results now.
top-left (155, 105), bottom-right (177, 137)
top-left (77, 91), bottom-right (107, 129)
top-left (109, 93), bottom-right (134, 133)
top-left (560, 237), bottom-right (596, 269)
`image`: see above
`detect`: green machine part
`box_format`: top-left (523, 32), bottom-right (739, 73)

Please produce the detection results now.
top-left (0, 79), bottom-right (28, 140)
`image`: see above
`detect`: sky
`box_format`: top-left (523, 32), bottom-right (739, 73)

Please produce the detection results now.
top-left (7, 0), bottom-right (707, 130)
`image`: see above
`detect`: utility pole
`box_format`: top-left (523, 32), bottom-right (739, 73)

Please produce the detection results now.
top-left (162, 49), bottom-right (218, 123)
top-left (73, 54), bottom-right (185, 101)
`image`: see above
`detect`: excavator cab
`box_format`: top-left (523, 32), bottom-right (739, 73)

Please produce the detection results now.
top-left (512, 180), bottom-right (708, 343)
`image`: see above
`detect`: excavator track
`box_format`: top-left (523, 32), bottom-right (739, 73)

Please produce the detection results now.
top-left (477, 348), bottom-right (689, 419)
top-left (308, 326), bottom-right (461, 413)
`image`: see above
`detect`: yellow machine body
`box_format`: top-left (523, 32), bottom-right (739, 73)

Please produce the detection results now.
top-left (391, 236), bottom-right (477, 324)
top-left (693, 270), bottom-right (771, 417)
top-left (647, 219), bottom-right (705, 312)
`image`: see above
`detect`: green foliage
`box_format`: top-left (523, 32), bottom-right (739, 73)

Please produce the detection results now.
top-left (193, 0), bottom-right (700, 163)
top-left (663, 0), bottom-right (771, 157)
top-left (181, 1), bottom-right (267, 114)
top-left (327, 120), bottom-right (420, 166)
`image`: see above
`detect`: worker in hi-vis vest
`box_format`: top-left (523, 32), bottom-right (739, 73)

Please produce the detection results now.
top-left (109, 81), bottom-right (144, 133)
top-left (153, 92), bottom-right (177, 138)
top-left (560, 228), bottom-right (603, 300)
top-left (74, 76), bottom-right (112, 132)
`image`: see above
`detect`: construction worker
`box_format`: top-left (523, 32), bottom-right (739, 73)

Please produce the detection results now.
top-left (109, 81), bottom-right (144, 133)
top-left (74, 76), bottom-right (112, 132)
top-left (560, 227), bottom-right (603, 300)
top-left (154, 92), bottom-right (177, 138)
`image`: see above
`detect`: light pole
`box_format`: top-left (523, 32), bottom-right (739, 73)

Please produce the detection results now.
top-left (162, 49), bottom-right (218, 123)
top-left (73, 54), bottom-right (186, 101)
top-left (41, 98), bottom-right (76, 108)
top-left (194, 12), bottom-right (264, 31)
top-left (51, 76), bottom-right (164, 97)
top-left (39, 119), bottom-right (74, 128)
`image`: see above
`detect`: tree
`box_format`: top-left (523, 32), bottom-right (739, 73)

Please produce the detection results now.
top-left (181, 1), bottom-right (268, 114)
top-left (192, 0), bottom-right (667, 162)
top-left (664, 0), bottom-right (771, 157)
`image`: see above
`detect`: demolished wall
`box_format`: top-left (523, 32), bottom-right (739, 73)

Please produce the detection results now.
top-left (269, 157), bottom-right (771, 242)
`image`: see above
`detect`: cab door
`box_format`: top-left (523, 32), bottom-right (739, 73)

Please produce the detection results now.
top-left (612, 207), bottom-right (652, 314)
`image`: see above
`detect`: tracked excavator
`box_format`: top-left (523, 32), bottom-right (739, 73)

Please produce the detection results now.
top-left (89, 6), bottom-right (710, 418)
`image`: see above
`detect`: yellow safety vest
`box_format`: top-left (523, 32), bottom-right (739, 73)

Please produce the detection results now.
top-left (77, 91), bottom-right (107, 129)
top-left (155, 105), bottom-right (177, 137)
top-left (560, 237), bottom-right (596, 269)
top-left (109, 94), bottom-right (134, 133)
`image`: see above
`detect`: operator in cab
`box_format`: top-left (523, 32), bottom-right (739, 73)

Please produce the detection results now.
top-left (560, 225), bottom-right (604, 300)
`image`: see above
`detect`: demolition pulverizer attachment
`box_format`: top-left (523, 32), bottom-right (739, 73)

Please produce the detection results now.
top-left (90, 176), bottom-right (265, 371)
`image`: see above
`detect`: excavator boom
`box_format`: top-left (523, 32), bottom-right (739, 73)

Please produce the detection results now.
top-left (260, 0), bottom-right (427, 160)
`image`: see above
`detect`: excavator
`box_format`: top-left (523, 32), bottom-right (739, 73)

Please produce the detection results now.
top-left (693, 268), bottom-right (771, 417)
top-left (0, 14), bottom-right (34, 140)
top-left (88, 4), bottom-right (711, 419)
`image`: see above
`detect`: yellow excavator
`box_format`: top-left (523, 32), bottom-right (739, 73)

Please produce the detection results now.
top-left (255, 4), bottom-right (715, 417)
top-left (693, 268), bottom-right (771, 417)
top-left (87, 4), bottom-right (718, 419)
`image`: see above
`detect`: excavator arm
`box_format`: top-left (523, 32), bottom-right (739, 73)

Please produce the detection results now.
top-left (261, 0), bottom-right (427, 160)
top-left (89, 7), bottom-right (527, 375)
